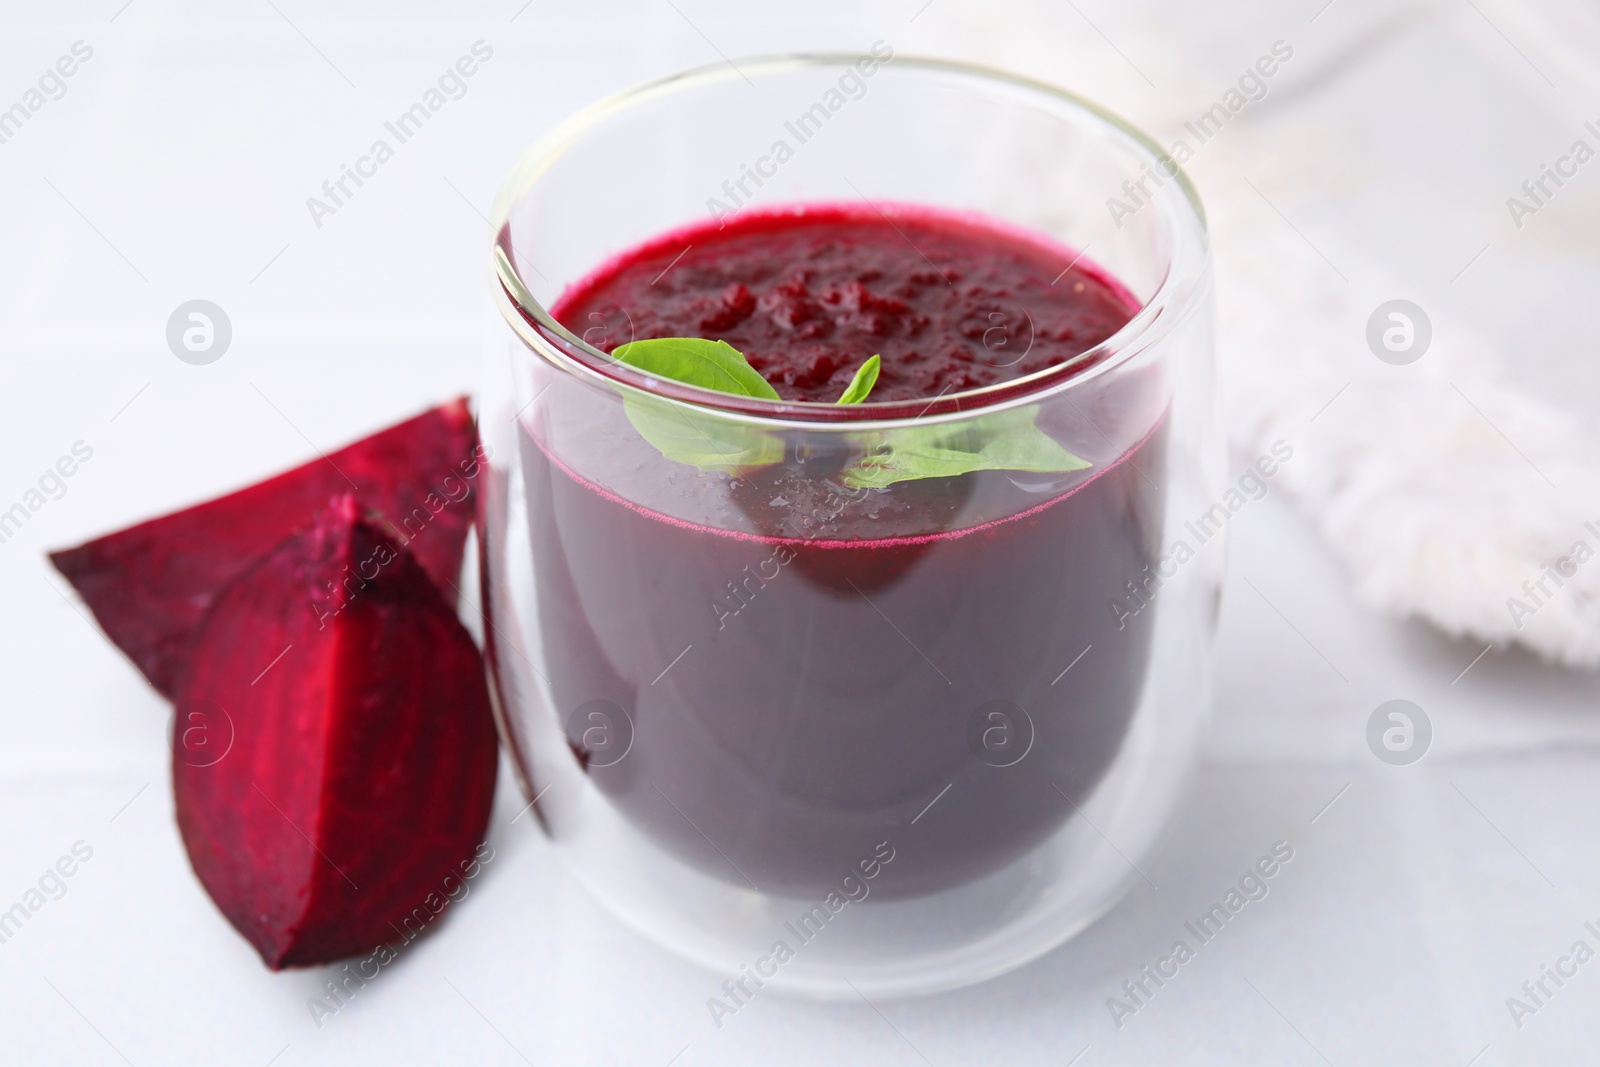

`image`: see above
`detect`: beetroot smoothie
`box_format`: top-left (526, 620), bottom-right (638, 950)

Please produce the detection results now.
top-left (553, 204), bottom-right (1133, 402)
top-left (525, 206), bottom-right (1164, 898)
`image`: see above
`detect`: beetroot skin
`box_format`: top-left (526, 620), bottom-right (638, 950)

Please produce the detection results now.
top-left (50, 399), bottom-right (481, 699)
top-left (174, 495), bottom-right (498, 969)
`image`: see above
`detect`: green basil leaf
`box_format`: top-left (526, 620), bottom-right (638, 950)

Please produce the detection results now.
top-left (619, 394), bottom-right (784, 473)
top-left (839, 406), bottom-right (1090, 489)
top-left (610, 337), bottom-right (782, 472)
top-left (612, 337), bottom-right (781, 400)
top-left (835, 355), bottom-right (881, 404)
top-left (603, 336), bottom-right (1077, 485)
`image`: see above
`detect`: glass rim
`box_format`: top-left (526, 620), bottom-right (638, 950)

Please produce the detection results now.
top-left (489, 51), bottom-right (1210, 429)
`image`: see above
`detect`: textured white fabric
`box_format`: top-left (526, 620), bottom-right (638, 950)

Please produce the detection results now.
top-left (932, 0), bottom-right (1600, 666)
top-left (1211, 174), bottom-right (1600, 666)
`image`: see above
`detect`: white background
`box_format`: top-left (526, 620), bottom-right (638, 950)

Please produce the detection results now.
top-left (3, 1), bottom-right (1599, 1064)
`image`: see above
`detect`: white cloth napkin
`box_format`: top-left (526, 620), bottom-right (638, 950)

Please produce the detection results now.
top-left (927, 0), bottom-right (1600, 666)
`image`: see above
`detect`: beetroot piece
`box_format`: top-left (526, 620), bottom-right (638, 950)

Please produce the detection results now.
top-left (50, 399), bottom-right (481, 699)
top-left (173, 496), bottom-right (498, 969)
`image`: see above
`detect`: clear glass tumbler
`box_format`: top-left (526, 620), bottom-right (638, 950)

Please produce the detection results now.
top-left (479, 53), bottom-right (1219, 998)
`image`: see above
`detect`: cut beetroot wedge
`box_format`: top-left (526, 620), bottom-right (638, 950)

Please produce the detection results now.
top-left (50, 399), bottom-right (480, 699)
top-left (173, 495), bottom-right (498, 969)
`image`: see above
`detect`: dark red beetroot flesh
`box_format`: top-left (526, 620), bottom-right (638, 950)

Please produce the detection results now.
top-left (49, 400), bottom-right (480, 699)
top-left (173, 495), bottom-right (498, 969)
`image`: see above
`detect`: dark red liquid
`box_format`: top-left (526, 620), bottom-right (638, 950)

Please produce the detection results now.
top-left (553, 204), bottom-right (1135, 402)
top-left (530, 206), bottom-right (1163, 898)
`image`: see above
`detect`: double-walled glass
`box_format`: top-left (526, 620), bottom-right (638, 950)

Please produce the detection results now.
top-left (480, 54), bottom-right (1220, 998)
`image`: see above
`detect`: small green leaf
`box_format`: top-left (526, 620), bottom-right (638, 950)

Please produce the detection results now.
top-left (620, 393), bottom-right (784, 473)
top-left (602, 335), bottom-right (1080, 486)
top-left (612, 337), bottom-right (780, 400)
top-left (839, 406), bottom-right (1090, 489)
top-left (836, 355), bottom-right (881, 404)
top-left (609, 337), bottom-right (783, 473)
